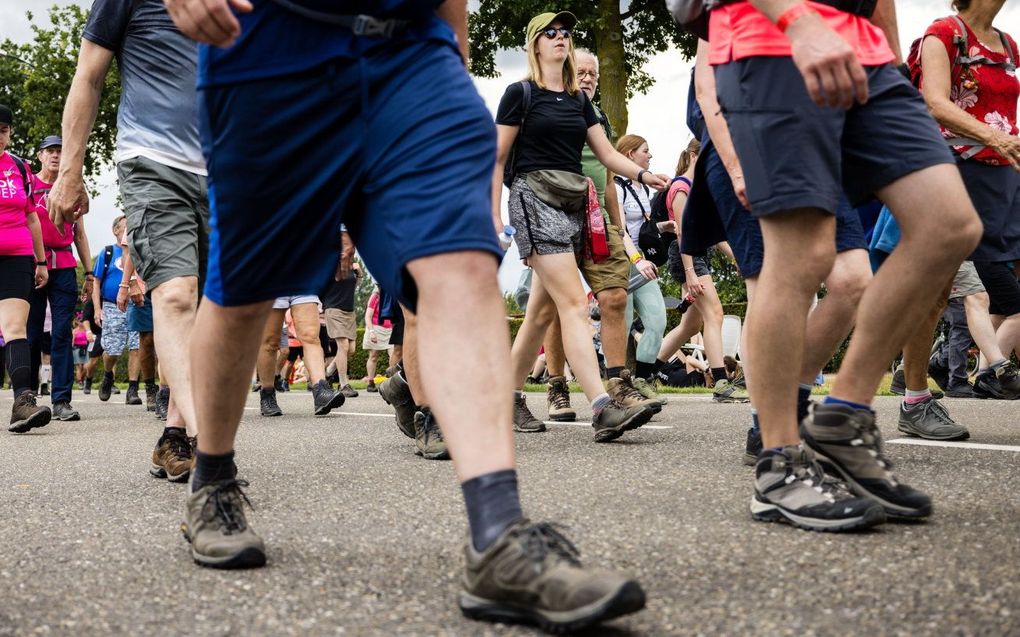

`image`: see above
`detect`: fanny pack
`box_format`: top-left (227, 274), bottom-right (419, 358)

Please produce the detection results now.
top-left (525, 170), bottom-right (589, 216)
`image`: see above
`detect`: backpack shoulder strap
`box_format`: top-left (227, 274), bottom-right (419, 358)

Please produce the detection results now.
top-left (10, 155), bottom-right (32, 203)
top-left (519, 80), bottom-right (532, 124)
top-left (994, 29), bottom-right (1017, 67)
top-left (99, 245), bottom-right (115, 287)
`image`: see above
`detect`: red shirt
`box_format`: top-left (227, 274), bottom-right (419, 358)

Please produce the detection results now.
top-left (31, 174), bottom-right (77, 269)
top-left (922, 17), bottom-right (1019, 166)
top-left (709, 2), bottom-right (894, 67)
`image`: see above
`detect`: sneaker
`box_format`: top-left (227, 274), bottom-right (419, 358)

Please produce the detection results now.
top-left (125, 385), bottom-right (142, 405)
top-left (607, 370), bottom-right (661, 414)
top-left (546, 376), bottom-right (576, 422)
top-left (459, 519), bottom-right (646, 633)
top-left (112, 386), bottom-right (121, 394)
top-left (366, 381), bottom-right (378, 393)
top-left (743, 427), bottom-right (762, 466)
top-left (513, 393), bottom-right (546, 433)
top-left (150, 429), bottom-right (195, 482)
top-left (39, 382), bottom-right (49, 396)
top-left (889, 365), bottom-right (905, 395)
top-left (155, 386), bottom-right (170, 421)
top-left (83, 378), bottom-right (92, 395)
top-left (52, 401), bottom-right (81, 422)
top-left (379, 373), bottom-right (416, 439)
top-left (326, 369), bottom-right (340, 386)
top-left (591, 400), bottom-right (654, 443)
top-left (974, 363), bottom-right (1020, 400)
top-left (898, 398), bottom-right (969, 441)
top-left (801, 403), bottom-right (932, 519)
top-left (99, 375), bottom-right (114, 402)
top-left (312, 380), bottom-right (345, 416)
top-left (260, 389), bottom-right (283, 417)
top-left (274, 377), bottom-right (288, 393)
top-left (632, 375), bottom-right (667, 406)
top-left (928, 357), bottom-right (950, 392)
top-left (712, 379), bottom-right (750, 403)
top-left (751, 445), bottom-right (886, 532)
top-left (145, 385), bottom-right (157, 412)
top-left (339, 383), bottom-right (359, 398)
top-left (181, 479), bottom-right (266, 569)
top-left (945, 383), bottom-right (978, 398)
top-left (413, 407), bottom-right (449, 460)
top-left (9, 392), bottom-right (51, 433)
top-left (250, 381), bottom-right (260, 393)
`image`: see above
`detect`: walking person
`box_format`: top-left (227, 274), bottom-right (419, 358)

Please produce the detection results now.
top-left (362, 287), bottom-right (391, 392)
top-left (323, 259), bottom-right (361, 398)
top-left (91, 216), bottom-right (140, 404)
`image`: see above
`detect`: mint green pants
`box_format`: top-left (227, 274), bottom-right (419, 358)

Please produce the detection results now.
top-left (624, 265), bottom-right (667, 363)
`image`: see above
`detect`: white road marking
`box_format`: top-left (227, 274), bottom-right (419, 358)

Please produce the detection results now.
top-left (887, 438), bottom-right (1020, 452)
top-left (544, 421), bottom-right (674, 430)
top-left (241, 408), bottom-right (674, 429)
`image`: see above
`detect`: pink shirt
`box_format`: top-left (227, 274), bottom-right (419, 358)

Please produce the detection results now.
top-left (32, 174), bottom-right (77, 269)
top-left (0, 152), bottom-right (37, 257)
top-left (666, 177), bottom-right (692, 224)
top-left (366, 292), bottom-right (392, 329)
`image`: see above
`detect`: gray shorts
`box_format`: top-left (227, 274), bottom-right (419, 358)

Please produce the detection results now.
top-left (508, 176), bottom-right (583, 260)
top-left (118, 156), bottom-right (210, 292)
top-left (949, 262), bottom-right (986, 300)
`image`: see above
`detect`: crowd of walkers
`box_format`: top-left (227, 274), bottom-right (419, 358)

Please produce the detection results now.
top-left (0, 0), bottom-right (1016, 632)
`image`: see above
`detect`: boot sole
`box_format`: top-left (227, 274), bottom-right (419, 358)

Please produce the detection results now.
top-left (313, 392), bottom-right (346, 416)
top-left (593, 408), bottom-right (654, 443)
top-left (261, 409), bottom-right (283, 417)
top-left (750, 497), bottom-right (886, 532)
top-left (182, 525), bottom-right (267, 569)
top-left (897, 422), bottom-right (970, 441)
top-left (8, 408), bottom-right (52, 433)
top-left (459, 579), bottom-right (645, 634)
top-left (150, 463), bottom-right (191, 482)
top-left (54, 411), bottom-right (81, 422)
top-left (415, 448), bottom-right (451, 460)
top-left (713, 395), bottom-right (750, 404)
top-left (547, 412), bottom-right (576, 422)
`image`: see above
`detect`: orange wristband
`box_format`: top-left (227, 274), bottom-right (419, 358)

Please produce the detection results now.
top-left (775, 3), bottom-right (814, 33)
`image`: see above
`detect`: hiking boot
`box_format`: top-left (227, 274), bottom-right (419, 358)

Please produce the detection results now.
top-left (607, 370), bottom-right (661, 414)
top-left (898, 398), bottom-right (969, 441)
top-left (743, 427), bottom-right (762, 466)
top-left (414, 407), bottom-right (449, 460)
top-left (99, 375), bottom-right (114, 402)
top-left (112, 386), bottom-right (121, 394)
top-left (39, 382), bottom-right (49, 396)
top-left (928, 357), bottom-right (950, 392)
top-left (150, 429), bottom-right (195, 482)
top-left (514, 393), bottom-right (546, 433)
top-left (125, 385), bottom-right (142, 405)
top-left (83, 378), bottom-right (92, 395)
top-left (182, 478), bottom-right (266, 569)
top-left (260, 389), bottom-right (282, 417)
top-left (751, 445), bottom-right (886, 532)
top-left (945, 382), bottom-right (978, 398)
top-left (9, 392), bottom-right (51, 433)
top-left (366, 381), bottom-right (378, 393)
top-left (591, 400), bottom-right (654, 443)
top-left (546, 376), bottom-right (576, 422)
top-left (145, 385), bottom-right (157, 412)
top-left (379, 373), bottom-right (416, 439)
top-left (312, 380), bottom-right (345, 416)
top-left (460, 519), bottom-right (645, 633)
top-left (632, 375), bottom-right (668, 406)
top-left (339, 383), bottom-right (359, 398)
top-left (889, 365), bottom-right (905, 395)
top-left (974, 362), bottom-right (1020, 400)
top-left (274, 377), bottom-right (288, 392)
top-left (712, 379), bottom-right (750, 403)
top-left (155, 386), bottom-right (170, 421)
top-left (52, 401), bottom-right (80, 422)
top-left (801, 403), bottom-right (932, 519)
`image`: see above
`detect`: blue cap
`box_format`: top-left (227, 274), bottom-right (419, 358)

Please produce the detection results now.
top-left (38, 135), bottom-right (62, 151)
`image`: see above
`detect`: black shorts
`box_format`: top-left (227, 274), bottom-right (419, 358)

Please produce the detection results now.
top-left (0, 255), bottom-right (34, 302)
top-left (715, 58), bottom-right (953, 215)
top-left (959, 160), bottom-right (1020, 262)
top-left (974, 261), bottom-right (1020, 316)
top-left (389, 309), bottom-right (405, 347)
top-left (319, 324), bottom-right (337, 358)
top-left (89, 335), bottom-right (104, 359)
top-left (287, 345), bottom-right (304, 363)
top-left (39, 332), bottom-right (52, 356)
top-left (667, 242), bottom-right (711, 284)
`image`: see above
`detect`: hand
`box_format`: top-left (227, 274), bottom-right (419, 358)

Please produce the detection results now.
top-left (164, 0), bottom-right (253, 47)
top-left (129, 279), bottom-right (145, 306)
top-left (729, 172), bottom-right (750, 209)
top-left (82, 276), bottom-right (94, 300)
top-left (48, 172), bottom-right (89, 228)
top-left (34, 265), bottom-right (48, 289)
top-left (641, 173), bottom-right (672, 191)
top-left (987, 130), bottom-right (1020, 172)
top-left (685, 276), bottom-right (706, 298)
top-left (95, 307), bottom-right (103, 328)
top-left (636, 258), bottom-right (658, 281)
top-left (656, 220), bottom-right (677, 234)
top-left (335, 230), bottom-right (355, 281)
top-left (116, 285), bottom-right (129, 312)
top-left (787, 13), bottom-right (868, 109)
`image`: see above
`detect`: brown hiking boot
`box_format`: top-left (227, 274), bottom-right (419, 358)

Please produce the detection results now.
top-left (513, 392), bottom-right (546, 433)
top-left (150, 429), bottom-right (195, 482)
top-left (414, 407), bottom-right (450, 460)
top-left (9, 392), bottom-right (51, 433)
top-left (546, 376), bottom-right (576, 422)
top-left (592, 400), bottom-right (655, 442)
top-left (607, 370), bottom-right (661, 414)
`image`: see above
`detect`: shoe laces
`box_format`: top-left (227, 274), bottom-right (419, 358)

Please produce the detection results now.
top-left (847, 418), bottom-right (897, 484)
top-left (784, 451), bottom-right (842, 502)
top-left (617, 377), bottom-right (645, 403)
top-left (515, 395), bottom-right (540, 421)
top-left (921, 398), bottom-right (957, 426)
top-left (201, 479), bottom-right (253, 535)
top-left (520, 522), bottom-right (581, 567)
top-left (422, 410), bottom-right (444, 442)
top-left (547, 385), bottom-right (570, 410)
top-left (167, 433), bottom-right (194, 460)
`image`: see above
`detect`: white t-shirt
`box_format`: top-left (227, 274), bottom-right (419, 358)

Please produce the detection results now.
top-left (615, 179), bottom-right (653, 244)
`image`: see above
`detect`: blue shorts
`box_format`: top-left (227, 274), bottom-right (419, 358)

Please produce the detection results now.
top-left (127, 297), bottom-right (154, 333)
top-left (715, 57), bottom-right (953, 215)
top-left (199, 39), bottom-right (501, 311)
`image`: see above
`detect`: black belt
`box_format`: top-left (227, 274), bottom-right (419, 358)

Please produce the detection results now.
top-left (269, 1), bottom-right (410, 37)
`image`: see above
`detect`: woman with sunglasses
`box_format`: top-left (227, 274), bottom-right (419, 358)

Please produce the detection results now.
top-left (494, 11), bottom-right (670, 443)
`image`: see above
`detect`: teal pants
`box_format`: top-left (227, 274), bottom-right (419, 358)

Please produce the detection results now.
top-left (625, 265), bottom-right (667, 364)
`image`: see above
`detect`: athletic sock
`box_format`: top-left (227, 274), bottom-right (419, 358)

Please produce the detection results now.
top-left (606, 366), bottom-right (624, 380)
top-left (635, 360), bottom-right (655, 380)
top-left (192, 449), bottom-right (237, 491)
top-left (750, 408), bottom-right (760, 434)
top-left (591, 392), bottom-right (612, 415)
top-left (980, 358), bottom-right (1008, 374)
top-left (5, 338), bottom-right (32, 397)
top-left (653, 358), bottom-right (668, 375)
top-left (822, 395), bottom-right (872, 413)
top-left (711, 367), bottom-right (727, 383)
top-left (144, 377), bottom-right (157, 390)
top-left (461, 469), bottom-right (524, 553)
top-left (904, 388), bottom-right (932, 405)
top-left (104, 371), bottom-right (114, 382)
top-left (260, 387), bottom-right (276, 397)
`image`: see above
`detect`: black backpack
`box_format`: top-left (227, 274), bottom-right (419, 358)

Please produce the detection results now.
top-left (649, 176), bottom-right (688, 248)
top-left (615, 176), bottom-right (668, 267)
top-left (9, 154), bottom-right (33, 204)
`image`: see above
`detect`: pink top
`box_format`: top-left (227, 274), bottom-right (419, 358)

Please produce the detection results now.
top-left (73, 326), bottom-right (89, 347)
top-left (0, 152), bottom-right (37, 256)
top-left (31, 174), bottom-right (77, 269)
top-left (366, 292), bottom-right (392, 329)
top-left (666, 177), bottom-right (692, 224)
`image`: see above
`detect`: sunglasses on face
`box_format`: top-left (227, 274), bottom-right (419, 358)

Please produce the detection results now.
top-left (542, 27), bottom-right (571, 39)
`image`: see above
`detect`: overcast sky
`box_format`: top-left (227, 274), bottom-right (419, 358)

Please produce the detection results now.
top-left (3, 1), bottom-right (1018, 291)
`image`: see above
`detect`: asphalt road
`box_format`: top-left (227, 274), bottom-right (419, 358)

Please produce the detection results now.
top-left (2, 389), bottom-right (1018, 636)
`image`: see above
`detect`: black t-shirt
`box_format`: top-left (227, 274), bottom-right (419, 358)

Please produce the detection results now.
top-left (82, 299), bottom-right (101, 336)
top-left (321, 270), bottom-right (359, 311)
top-left (496, 81), bottom-right (599, 176)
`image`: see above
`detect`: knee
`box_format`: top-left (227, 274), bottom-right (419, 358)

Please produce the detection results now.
top-left (154, 286), bottom-right (197, 317)
top-left (295, 325), bottom-right (318, 345)
top-left (928, 210), bottom-right (983, 260)
top-left (597, 289), bottom-right (627, 318)
top-left (826, 263), bottom-right (871, 306)
top-left (412, 252), bottom-right (498, 300)
top-left (798, 243), bottom-right (838, 289)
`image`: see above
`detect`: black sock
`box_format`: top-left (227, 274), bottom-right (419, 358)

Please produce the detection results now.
top-left (606, 366), bottom-right (625, 379)
top-left (711, 367), bottom-right (727, 383)
top-left (144, 378), bottom-right (157, 390)
top-left (5, 338), bottom-right (32, 397)
top-left (260, 387), bottom-right (276, 398)
top-left (192, 449), bottom-right (237, 491)
top-left (635, 361), bottom-right (655, 380)
top-left (162, 426), bottom-right (186, 437)
top-left (653, 358), bottom-right (668, 374)
top-left (461, 469), bottom-right (524, 553)
top-left (129, 380), bottom-right (139, 391)
top-left (104, 371), bottom-right (114, 381)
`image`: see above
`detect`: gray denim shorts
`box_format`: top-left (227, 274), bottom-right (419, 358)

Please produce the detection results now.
top-left (118, 156), bottom-right (210, 292)
top-left (507, 176), bottom-right (583, 260)
top-left (949, 261), bottom-right (986, 300)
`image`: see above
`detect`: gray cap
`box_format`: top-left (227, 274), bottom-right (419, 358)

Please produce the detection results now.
top-left (39, 135), bottom-right (62, 150)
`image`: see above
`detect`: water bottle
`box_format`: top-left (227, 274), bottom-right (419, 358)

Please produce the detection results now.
top-left (676, 292), bottom-right (696, 314)
top-left (499, 225), bottom-right (516, 252)
top-left (628, 271), bottom-right (651, 294)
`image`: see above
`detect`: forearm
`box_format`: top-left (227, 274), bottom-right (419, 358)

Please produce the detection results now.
top-left (27, 216), bottom-right (45, 262)
top-left (927, 97), bottom-right (999, 145)
top-left (695, 43), bottom-right (742, 175)
top-left (121, 251), bottom-right (136, 280)
top-left (604, 171), bottom-right (624, 230)
top-left (436, 0), bottom-right (469, 65)
top-left (598, 152), bottom-right (644, 183)
top-left (869, 0), bottom-right (901, 63)
top-left (491, 165), bottom-right (505, 230)
top-left (59, 68), bottom-right (105, 178)
top-left (74, 226), bottom-right (92, 269)
top-left (748, 0), bottom-right (805, 22)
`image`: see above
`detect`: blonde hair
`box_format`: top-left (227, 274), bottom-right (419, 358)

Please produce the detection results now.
top-left (675, 138), bottom-right (701, 176)
top-left (615, 134), bottom-right (648, 159)
top-left (526, 28), bottom-right (580, 95)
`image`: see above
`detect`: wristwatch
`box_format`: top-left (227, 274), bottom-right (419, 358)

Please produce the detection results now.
top-left (36, 260), bottom-right (46, 266)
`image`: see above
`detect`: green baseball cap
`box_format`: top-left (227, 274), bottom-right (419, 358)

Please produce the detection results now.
top-left (525, 11), bottom-right (578, 44)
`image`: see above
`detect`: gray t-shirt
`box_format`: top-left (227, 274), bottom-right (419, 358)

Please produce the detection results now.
top-left (84, 0), bottom-right (205, 175)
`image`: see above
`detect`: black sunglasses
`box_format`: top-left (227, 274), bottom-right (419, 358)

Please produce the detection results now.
top-left (542, 27), bottom-right (571, 39)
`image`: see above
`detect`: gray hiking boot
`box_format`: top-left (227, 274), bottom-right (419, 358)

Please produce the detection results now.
top-left (546, 376), bottom-right (576, 422)
top-left (974, 361), bottom-right (1020, 399)
top-left (9, 392), bottom-right (51, 433)
top-left (889, 364), bottom-right (906, 395)
top-left (414, 407), bottom-right (450, 460)
top-left (379, 373), bottom-right (416, 438)
top-left (606, 370), bottom-right (661, 414)
top-left (712, 379), bottom-right (750, 403)
top-left (897, 398), bottom-right (969, 441)
top-left (312, 380), bottom-right (345, 416)
top-left (631, 375), bottom-right (667, 406)
top-left (339, 383), bottom-right (359, 398)
top-left (514, 393), bottom-right (546, 433)
top-left (182, 478), bottom-right (266, 569)
top-left (259, 389), bottom-right (283, 417)
top-left (591, 400), bottom-right (654, 443)
top-left (459, 519), bottom-right (646, 633)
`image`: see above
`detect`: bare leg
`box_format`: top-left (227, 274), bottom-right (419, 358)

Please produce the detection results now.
top-left (800, 249), bottom-right (871, 384)
top-left (963, 292), bottom-right (1008, 364)
top-left (401, 308), bottom-right (426, 406)
top-left (902, 281), bottom-right (951, 392)
top-left (128, 348), bottom-right (140, 382)
top-left (543, 317), bottom-right (565, 377)
top-left (257, 309), bottom-right (285, 389)
top-left (332, 338), bottom-right (350, 384)
top-left (366, 350), bottom-right (378, 383)
top-left (151, 276), bottom-right (200, 434)
top-left (595, 287), bottom-right (627, 369)
top-left (139, 332), bottom-right (156, 380)
top-left (291, 303), bottom-right (326, 384)
top-left (657, 305), bottom-right (704, 361)
top-left (693, 277), bottom-right (725, 370)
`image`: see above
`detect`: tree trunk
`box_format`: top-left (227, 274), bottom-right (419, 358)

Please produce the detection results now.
top-left (592, 0), bottom-right (628, 136)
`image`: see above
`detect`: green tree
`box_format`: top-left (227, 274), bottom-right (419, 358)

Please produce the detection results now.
top-left (0, 6), bottom-right (119, 188)
top-left (469, 0), bottom-right (696, 135)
